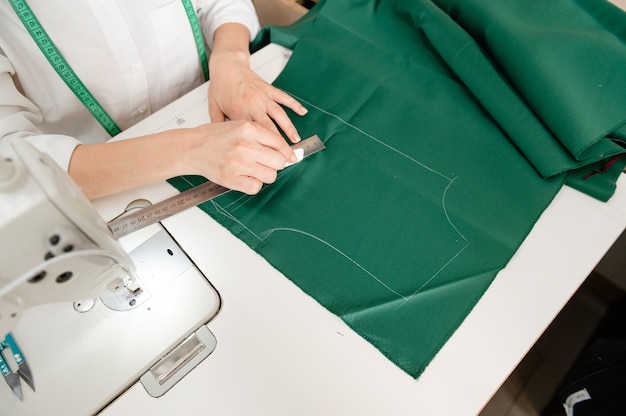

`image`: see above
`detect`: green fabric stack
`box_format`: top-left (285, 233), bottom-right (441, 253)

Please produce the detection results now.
top-left (170, 0), bottom-right (626, 377)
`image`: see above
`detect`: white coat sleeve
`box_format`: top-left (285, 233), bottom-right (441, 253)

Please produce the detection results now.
top-left (196, 0), bottom-right (261, 50)
top-left (0, 52), bottom-right (80, 172)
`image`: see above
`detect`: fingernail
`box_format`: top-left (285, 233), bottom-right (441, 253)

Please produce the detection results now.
top-left (292, 132), bottom-right (302, 142)
top-left (285, 148), bottom-right (304, 167)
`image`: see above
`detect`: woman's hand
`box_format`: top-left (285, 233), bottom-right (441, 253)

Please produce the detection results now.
top-left (69, 120), bottom-right (297, 199)
top-left (178, 119), bottom-right (298, 195)
top-left (69, 24), bottom-right (307, 200)
top-left (207, 23), bottom-right (307, 143)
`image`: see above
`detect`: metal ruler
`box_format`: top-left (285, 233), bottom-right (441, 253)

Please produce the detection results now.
top-left (107, 135), bottom-right (325, 239)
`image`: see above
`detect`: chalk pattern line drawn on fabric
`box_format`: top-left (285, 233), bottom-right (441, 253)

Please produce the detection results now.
top-left (291, 93), bottom-right (455, 182)
top-left (397, 176), bottom-right (469, 309)
top-left (178, 96), bottom-right (469, 304)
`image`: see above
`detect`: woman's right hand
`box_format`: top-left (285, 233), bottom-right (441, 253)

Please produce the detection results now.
top-left (69, 119), bottom-right (298, 199)
top-left (178, 119), bottom-right (299, 195)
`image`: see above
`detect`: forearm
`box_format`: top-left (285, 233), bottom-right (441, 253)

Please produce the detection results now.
top-left (68, 130), bottom-right (189, 200)
top-left (197, 0), bottom-right (260, 50)
top-left (209, 23), bottom-right (252, 73)
top-left (69, 120), bottom-right (297, 200)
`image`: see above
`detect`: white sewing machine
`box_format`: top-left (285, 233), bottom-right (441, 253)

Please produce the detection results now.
top-left (0, 134), bottom-right (221, 413)
top-left (1, 44), bottom-right (625, 416)
top-left (0, 137), bottom-right (140, 335)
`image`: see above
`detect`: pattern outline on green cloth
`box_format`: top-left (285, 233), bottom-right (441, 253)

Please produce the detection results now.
top-left (177, 95), bottom-right (469, 305)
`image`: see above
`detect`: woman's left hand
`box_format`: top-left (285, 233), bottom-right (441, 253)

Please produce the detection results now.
top-left (207, 23), bottom-right (307, 143)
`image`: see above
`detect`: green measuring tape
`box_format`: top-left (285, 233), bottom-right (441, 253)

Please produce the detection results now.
top-left (182, 0), bottom-right (209, 82)
top-left (9, 0), bottom-right (209, 137)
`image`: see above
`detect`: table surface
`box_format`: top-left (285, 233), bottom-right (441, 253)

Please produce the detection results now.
top-left (92, 44), bottom-right (626, 415)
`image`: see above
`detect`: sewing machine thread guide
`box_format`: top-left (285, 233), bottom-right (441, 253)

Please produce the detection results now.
top-left (107, 134), bottom-right (325, 239)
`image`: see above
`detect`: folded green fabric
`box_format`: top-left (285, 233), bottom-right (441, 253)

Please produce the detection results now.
top-left (172, 0), bottom-right (626, 377)
top-left (426, 0), bottom-right (626, 199)
top-left (254, 0), bottom-right (626, 200)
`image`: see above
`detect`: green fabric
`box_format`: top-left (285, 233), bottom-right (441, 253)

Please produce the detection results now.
top-left (172, 0), bottom-right (626, 377)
